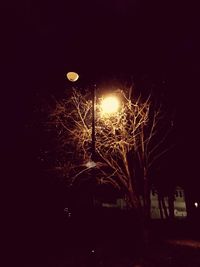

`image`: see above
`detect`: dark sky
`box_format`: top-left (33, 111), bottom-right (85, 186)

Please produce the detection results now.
top-left (5, 1), bottom-right (199, 80)
top-left (4, 1), bottom-right (199, 102)
top-left (3, 1), bottom-right (200, 195)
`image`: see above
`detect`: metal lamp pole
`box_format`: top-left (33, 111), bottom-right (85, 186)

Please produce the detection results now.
top-left (66, 72), bottom-right (96, 162)
top-left (67, 73), bottom-right (97, 250)
top-left (91, 84), bottom-right (96, 161)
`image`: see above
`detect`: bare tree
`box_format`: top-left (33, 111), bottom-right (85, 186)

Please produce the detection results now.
top-left (47, 86), bottom-right (173, 219)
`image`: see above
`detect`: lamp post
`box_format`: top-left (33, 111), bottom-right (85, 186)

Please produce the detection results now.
top-left (91, 84), bottom-right (96, 161)
top-left (66, 71), bottom-right (121, 215)
top-left (66, 71), bottom-right (97, 162)
top-left (66, 71), bottom-right (121, 162)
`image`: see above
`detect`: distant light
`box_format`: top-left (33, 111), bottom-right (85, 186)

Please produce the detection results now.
top-left (101, 95), bottom-right (120, 115)
top-left (194, 202), bottom-right (198, 208)
top-left (66, 71), bottom-right (79, 82)
top-left (91, 249), bottom-right (95, 253)
top-left (85, 161), bottom-right (96, 168)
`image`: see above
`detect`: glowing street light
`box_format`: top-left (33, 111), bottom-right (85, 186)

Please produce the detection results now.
top-left (85, 160), bottom-right (96, 168)
top-left (100, 95), bottom-right (120, 115)
top-left (66, 71), bottom-right (120, 160)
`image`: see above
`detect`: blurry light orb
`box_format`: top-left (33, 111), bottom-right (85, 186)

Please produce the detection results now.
top-left (101, 96), bottom-right (120, 115)
top-left (85, 161), bottom-right (96, 168)
top-left (194, 202), bottom-right (198, 208)
top-left (66, 71), bottom-right (79, 82)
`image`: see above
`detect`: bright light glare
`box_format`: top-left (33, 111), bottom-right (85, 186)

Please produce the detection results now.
top-left (101, 96), bottom-right (120, 115)
top-left (85, 161), bottom-right (96, 168)
top-left (194, 202), bottom-right (198, 208)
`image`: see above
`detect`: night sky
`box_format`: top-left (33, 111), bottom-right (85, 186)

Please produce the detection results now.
top-left (3, 0), bottom-right (200, 228)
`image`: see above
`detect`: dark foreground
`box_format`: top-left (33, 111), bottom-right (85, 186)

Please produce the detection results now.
top-left (23, 241), bottom-right (200, 267)
top-left (13, 209), bottom-right (200, 266)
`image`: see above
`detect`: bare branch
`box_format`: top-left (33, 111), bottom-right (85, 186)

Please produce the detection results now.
top-left (47, 86), bottom-right (173, 209)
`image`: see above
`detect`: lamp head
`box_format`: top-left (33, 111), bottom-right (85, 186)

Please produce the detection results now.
top-left (66, 72), bottom-right (79, 82)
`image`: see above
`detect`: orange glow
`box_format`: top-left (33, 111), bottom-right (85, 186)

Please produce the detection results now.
top-left (100, 95), bottom-right (120, 115)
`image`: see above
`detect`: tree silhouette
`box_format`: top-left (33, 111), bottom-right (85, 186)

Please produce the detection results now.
top-left (47, 85), bottom-right (173, 219)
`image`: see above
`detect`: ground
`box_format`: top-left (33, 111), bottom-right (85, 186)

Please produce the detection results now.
top-left (23, 239), bottom-right (200, 266)
top-left (20, 216), bottom-right (200, 267)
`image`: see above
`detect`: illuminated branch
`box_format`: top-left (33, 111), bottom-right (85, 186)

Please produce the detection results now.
top-left (48, 87), bottom-right (172, 209)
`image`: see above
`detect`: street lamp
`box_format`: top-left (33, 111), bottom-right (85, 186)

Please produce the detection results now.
top-left (66, 72), bottom-right (120, 161)
top-left (66, 71), bottom-right (97, 161)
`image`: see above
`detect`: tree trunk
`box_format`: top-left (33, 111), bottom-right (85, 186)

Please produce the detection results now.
top-left (158, 194), bottom-right (164, 220)
top-left (143, 176), bottom-right (151, 221)
top-left (168, 193), bottom-right (174, 220)
top-left (125, 181), bottom-right (151, 252)
top-left (184, 189), bottom-right (191, 219)
top-left (161, 196), bottom-right (169, 219)
top-left (125, 186), bottom-right (141, 210)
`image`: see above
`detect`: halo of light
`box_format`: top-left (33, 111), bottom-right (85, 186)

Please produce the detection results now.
top-left (66, 72), bottom-right (79, 82)
top-left (101, 96), bottom-right (120, 115)
top-left (85, 161), bottom-right (96, 168)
